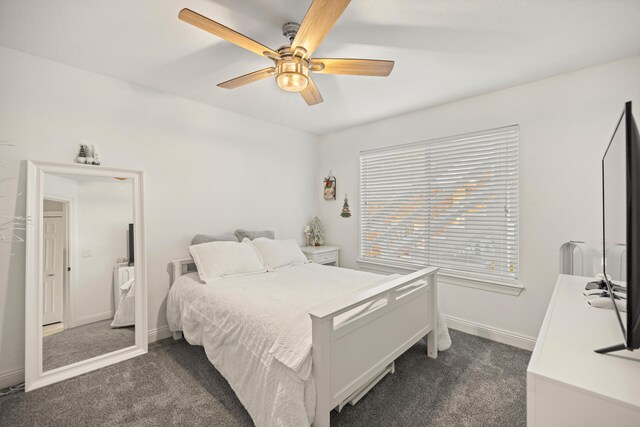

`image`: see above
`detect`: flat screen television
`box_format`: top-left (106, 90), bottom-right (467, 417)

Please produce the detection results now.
top-left (597, 101), bottom-right (640, 354)
top-left (128, 223), bottom-right (134, 266)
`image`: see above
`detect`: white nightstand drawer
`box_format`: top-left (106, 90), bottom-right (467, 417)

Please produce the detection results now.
top-left (315, 252), bottom-right (337, 264)
top-left (300, 246), bottom-right (340, 266)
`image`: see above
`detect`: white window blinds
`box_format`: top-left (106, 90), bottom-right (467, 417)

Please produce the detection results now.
top-left (360, 126), bottom-right (519, 280)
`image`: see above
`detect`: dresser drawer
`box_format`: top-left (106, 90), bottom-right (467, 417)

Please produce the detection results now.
top-left (314, 251), bottom-right (337, 264)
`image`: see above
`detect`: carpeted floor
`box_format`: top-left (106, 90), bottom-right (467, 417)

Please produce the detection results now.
top-left (1, 329), bottom-right (530, 426)
top-left (43, 319), bottom-right (135, 371)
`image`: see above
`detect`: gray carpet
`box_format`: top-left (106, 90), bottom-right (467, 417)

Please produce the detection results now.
top-left (43, 319), bottom-right (135, 371)
top-left (1, 329), bottom-right (530, 426)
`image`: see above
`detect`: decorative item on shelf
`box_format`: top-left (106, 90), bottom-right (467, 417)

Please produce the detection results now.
top-left (340, 194), bottom-right (351, 218)
top-left (310, 216), bottom-right (325, 246)
top-left (76, 144), bottom-right (87, 164)
top-left (92, 145), bottom-right (101, 165)
top-left (323, 170), bottom-right (336, 201)
top-left (304, 225), bottom-right (313, 247)
top-left (75, 144), bottom-right (101, 165)
top-left (84, 144), bottom-right (94, 165)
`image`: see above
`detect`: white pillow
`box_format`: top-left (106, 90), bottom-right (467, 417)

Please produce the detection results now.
top-left (250, 237), bottom-right (308, 271)
top-left (188, 240), bottom-right (266, 283)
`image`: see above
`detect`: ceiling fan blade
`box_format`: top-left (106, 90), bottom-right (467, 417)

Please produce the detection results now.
top-left (300, 77), bottom-right (323, 106)
top-left (310, 58), bottom-right (394, 76)
top-left (292, 0), bottom-right (350, 58)
top-left (179, 8), bottom-right (279, 58)
top-left (217, 67), bottom-right (276, 89)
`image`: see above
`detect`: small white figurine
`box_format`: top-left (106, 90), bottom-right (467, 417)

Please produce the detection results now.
top-left (84, 144), bottom-right (94, 165)
top-left (92, 145), bottom-right (101, 165)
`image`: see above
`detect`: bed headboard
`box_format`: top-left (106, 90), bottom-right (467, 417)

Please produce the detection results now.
top-left (170, 258), bottom-right (196, 285)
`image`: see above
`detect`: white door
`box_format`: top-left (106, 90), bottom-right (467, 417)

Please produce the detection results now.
top-left (43, 216), bottom-right (64, 325)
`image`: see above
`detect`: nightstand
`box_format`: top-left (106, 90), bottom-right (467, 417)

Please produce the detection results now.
top-left (300, 246), bottom-right (340, 267)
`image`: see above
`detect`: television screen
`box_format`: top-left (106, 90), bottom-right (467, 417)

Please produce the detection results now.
top-left (627, 103), bottom-right (640, 350)
top-left (601, 101), bottom-right (640, 352)
top-left (128, 223), bottom-right (134, 266)
top-left (603, 111), bottom-right (627, 281)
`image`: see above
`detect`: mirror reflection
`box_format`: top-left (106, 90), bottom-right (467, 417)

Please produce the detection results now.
top-left (42, 172), bottom-right (135, 372)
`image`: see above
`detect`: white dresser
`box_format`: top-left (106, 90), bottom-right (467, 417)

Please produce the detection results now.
top-left (527, 274), bottom-right (640, 426)
top-left (300, 245), bottom-right (340, 266)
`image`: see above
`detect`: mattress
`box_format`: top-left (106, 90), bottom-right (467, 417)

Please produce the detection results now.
top-left (167, 263), bottom-right (450, 426)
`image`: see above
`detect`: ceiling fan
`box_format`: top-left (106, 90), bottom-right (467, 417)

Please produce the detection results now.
top-left (178, 0), bottom-right (394, 106)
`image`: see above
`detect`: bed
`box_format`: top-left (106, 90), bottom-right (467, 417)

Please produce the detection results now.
top-left (167, 259), bottom-right (449, 426)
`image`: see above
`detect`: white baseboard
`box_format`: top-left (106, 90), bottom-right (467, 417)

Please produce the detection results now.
top-left (0, 367), bottom-right (25, 390)
top-left (444, 314), bottom-right (537, 351)
top-left (74, 311), bottom-right (113, 327)
top-left (1, 327), bottom-right (174, 390)
top-left (148, 325), bottom-right (172, 343)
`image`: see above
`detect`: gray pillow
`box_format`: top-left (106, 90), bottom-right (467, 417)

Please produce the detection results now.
top-left (234, 229), bottom-right (275, 241)
top-left (191, 233), bottom-right (239, 246)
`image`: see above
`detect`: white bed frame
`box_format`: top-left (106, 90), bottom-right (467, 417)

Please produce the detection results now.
top-left (170, 259), bottom-right (439, 427)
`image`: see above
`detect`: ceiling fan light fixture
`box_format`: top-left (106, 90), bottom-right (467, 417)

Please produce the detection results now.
top-left (277, 72), bottom-right (308, 92)
top-left (276, 57), bottom-right (309, 92)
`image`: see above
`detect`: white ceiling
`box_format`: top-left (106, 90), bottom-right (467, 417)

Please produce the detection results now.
top-left (1, 0), bottom-right (639, 135)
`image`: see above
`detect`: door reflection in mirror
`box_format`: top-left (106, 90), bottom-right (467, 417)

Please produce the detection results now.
top-left (42, 173), bottom-right (135, 372)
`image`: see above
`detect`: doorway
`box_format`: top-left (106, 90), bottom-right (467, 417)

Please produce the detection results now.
top-left (42, 198), bottom-right (70, 335)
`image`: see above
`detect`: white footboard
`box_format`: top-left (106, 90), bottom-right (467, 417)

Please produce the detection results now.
top-left (310, 267), bottom-right (439, 427)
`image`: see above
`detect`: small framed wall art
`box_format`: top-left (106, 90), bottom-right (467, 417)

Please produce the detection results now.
top-left (323, 171), bottom-right (336, 200)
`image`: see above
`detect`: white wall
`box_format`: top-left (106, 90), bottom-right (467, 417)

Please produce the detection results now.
top-left (0, 46), bottom-right (317, 385)
top-left (315, 55), bottom-right (640, 341)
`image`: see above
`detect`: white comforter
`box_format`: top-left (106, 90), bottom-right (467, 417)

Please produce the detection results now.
top-left (111, 278), bottom-right (135, 328)
top-left (166, 263), bottom-right (450, 427)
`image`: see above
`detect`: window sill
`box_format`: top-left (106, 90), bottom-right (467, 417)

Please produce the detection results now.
top-left (356, 259), bottom-right (524, 296)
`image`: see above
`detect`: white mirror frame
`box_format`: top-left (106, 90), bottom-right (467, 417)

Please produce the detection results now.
top-left (25, 161), bottom-right (148, 391)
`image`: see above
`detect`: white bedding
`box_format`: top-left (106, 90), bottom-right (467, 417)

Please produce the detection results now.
top-left (111, 278), bottom-right (135, 328)
top-left (167, 263), bottom-right (450, 426)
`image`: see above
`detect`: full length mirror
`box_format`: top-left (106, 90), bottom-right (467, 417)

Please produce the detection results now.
top-left (26, 161), bottom-right (147, 391)
top-left (41, 172), bottom-right (135, 371)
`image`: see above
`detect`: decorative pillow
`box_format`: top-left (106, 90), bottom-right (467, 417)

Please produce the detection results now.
top-left (234, 229), bottom-right (275, 241)
top-left (250, 237), bottom-right (309, 271)
top-left (191, 233), bottom-right (238, 246)
top-left (188, 241), bottom-right (266, 283)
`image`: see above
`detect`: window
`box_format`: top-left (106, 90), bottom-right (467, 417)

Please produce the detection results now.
top-left (359, 126), bottom-right (519, 280)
